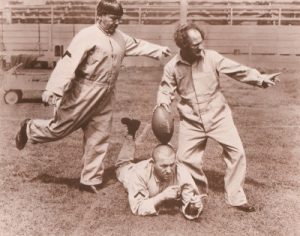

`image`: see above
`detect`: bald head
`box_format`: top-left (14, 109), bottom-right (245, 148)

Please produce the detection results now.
top-left (152, 144), bottom-right (176, 162)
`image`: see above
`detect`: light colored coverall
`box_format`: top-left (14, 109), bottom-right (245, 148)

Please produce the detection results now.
top-left (26, 24), bottom-right (166, 185)
top-left (157, 49), bottom-right (265, 206)
top-left (115, 137), bottom-right (205, 219)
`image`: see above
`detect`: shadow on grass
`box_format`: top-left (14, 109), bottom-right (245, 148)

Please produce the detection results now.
top-left (29, 142), bottom-right (122, 189)
top-left (203, 169), bottom-right (267, 193)
top-left (30, 166), bottom-right (118, 189)
top-left (29, 168), bottom-right (266, 193)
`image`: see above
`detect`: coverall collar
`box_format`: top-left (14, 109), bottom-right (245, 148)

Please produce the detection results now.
top-left (176, 49), bottom-right (206, 66)
top-left (96, 22), bottom-right (114, 36)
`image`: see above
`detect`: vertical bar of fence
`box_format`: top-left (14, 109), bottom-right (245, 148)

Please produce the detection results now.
top-left (38, 8), bottom-right (41, 55)
top-left (138, 7), bottom-right (141, 24)
top-left (278, 7), bottom-right (281, 25)
top-left (1, 12), bottom-right (4, 49)
top-left (230, 7), bottom-right (233, 25)
top-left (4, 7), bottom-right (12, 24)
top-left (248, 43), bottom-right (252, 66)
top-left (180, 0), bottom-right (187, 24)
top-left (51, 5), bottom-right (54, 25)
top-left (0, 14), bottom-right (4, 69)
top-left (48, 6), bottom-right (53, 66)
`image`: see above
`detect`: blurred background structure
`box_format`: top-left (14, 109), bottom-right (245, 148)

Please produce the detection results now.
top-left (0, 0), bottom-right (299, 69)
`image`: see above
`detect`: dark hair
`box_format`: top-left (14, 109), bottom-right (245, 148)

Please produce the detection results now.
top-left (174, 23), bottom-right (205, 49)
top-left (97, 0), bottom-right (123, 16)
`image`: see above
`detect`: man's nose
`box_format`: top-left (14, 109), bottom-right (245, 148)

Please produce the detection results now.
top-left (165, 166), bottom-right (172, 173)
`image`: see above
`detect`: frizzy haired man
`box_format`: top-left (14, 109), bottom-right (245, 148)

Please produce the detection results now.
top-left (174, 23), bottom-right (206, 50)
top-left (156, 23), bottom-right (280, 212)
top-left (15, 0), bottom-right (171, 193)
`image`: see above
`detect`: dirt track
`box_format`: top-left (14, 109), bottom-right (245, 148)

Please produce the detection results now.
top-left (0, 67), bottom-right (299, 235)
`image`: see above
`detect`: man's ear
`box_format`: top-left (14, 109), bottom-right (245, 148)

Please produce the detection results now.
top-left (97, 16), bottom-right (102, 22)
top-left (150, 158), bottom-right (154, 163)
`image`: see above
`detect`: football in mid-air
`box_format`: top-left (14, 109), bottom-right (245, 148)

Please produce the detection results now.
top-left (152, 106), bottom-right (174, 144)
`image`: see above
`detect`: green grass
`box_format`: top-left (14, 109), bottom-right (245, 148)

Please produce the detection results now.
top-left (0, 67), bottom-right (299, 235)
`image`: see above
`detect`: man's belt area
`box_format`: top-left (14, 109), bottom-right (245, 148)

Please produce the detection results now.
top-left (180, 90), bottom-right (220, 106)
top-left (75, 77), bottom-right (115, 89)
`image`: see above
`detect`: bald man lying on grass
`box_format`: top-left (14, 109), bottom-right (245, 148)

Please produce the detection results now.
top-left (115, 118), bottom-right (207, 220)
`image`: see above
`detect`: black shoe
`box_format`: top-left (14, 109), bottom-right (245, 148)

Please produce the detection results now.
top-left (121, 117), bottom-right (141, 139)
top-left (235, 203), bottom-right (255, 212)
top-left (79, 183), bottom-right (103, 194)
top-left (15, 119), bottom-right (30, 150)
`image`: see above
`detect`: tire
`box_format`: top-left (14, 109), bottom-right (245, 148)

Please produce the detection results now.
top-left (4, 90), bottom-right (22, 104)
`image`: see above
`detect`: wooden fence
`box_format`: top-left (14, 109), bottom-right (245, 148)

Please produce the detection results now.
top-left (0, 24), bottom-right (299, 69)
top-left (0, 1), bottom-right (300, 69)
top-left (1, 2), bottom-right (300, 25)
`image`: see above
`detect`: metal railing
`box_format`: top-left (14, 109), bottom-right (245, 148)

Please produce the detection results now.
top-left (188, 6), bottom-right (300, 25)
top-left (0, 2), bottom-right (300, 25)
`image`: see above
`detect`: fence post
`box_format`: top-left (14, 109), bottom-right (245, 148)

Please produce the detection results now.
top-left (3, 7), bottom-right (12, 24)
top-left (0, 21), bottom-right (4, 69)
top-left (180, 0), bottom-right (187, 24)
top-left (278, 7), bottom-right (281, 25)
top-left (248, 43), bottom-right (252, 66)
top-left (38, 8), bottom-right (41, 54)
top-left (0, 20), bottom-right (5, 53)
top-left (230, 7), bottom-right (233, 25)
top-left (48, 6), bottom-right (53, 66)
top-left (138, 7), bottom-right (142, 24)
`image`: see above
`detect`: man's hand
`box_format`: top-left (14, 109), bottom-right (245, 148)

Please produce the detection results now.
top-left (42, 90), bottom-right (58, 106)
top-left (156, 103), bottom-right (171, 113)
top-left (190, 195), bottom-right (203, 209)
top-left (153, 103), bottom-right (171, 113)
top-left (162, 47), bottom-right (171, 57)
top-left (261, 72), bottom-right (281, 88)
top-left (185, 195), bottom-right (204, 216)
top-left (161, 185), bottom-right (181, 201)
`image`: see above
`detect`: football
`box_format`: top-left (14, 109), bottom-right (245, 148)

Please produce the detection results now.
top-left (151, 106), bottom-right (174, 144)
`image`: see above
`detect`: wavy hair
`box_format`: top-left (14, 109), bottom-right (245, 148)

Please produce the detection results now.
top-left (174, 23), bottom-right (205, 49)
top-left (97, 0), bottom-right (123, 17)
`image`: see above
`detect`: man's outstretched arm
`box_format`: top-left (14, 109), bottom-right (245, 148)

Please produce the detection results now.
top-left (213, 50), bottom-right (281, 88)
top-left (121, 31), bottom-right (171, 59)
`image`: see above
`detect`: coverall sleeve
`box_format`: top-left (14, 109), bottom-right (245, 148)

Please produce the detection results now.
top-left (127, 171), bottom-right (158, 216)
top-left (177, 165), bottom-right (206, 220)
top-left (45, 31), bottom-right (89, 96)
top-left (122, 32), bottom-right (166, 59)
top-left (156, 63), bottom-right (177, 106)
top-left (213, 51), bottom-right (264, 87)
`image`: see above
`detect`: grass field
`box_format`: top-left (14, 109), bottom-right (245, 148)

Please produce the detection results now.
top-left (0, 67), bottom-right (299, 236)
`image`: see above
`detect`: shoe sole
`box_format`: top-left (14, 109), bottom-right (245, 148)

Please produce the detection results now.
top-left (16, 119), bottom-right (29, 150)
top-left (79, 184), bottom-right (103, 194)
